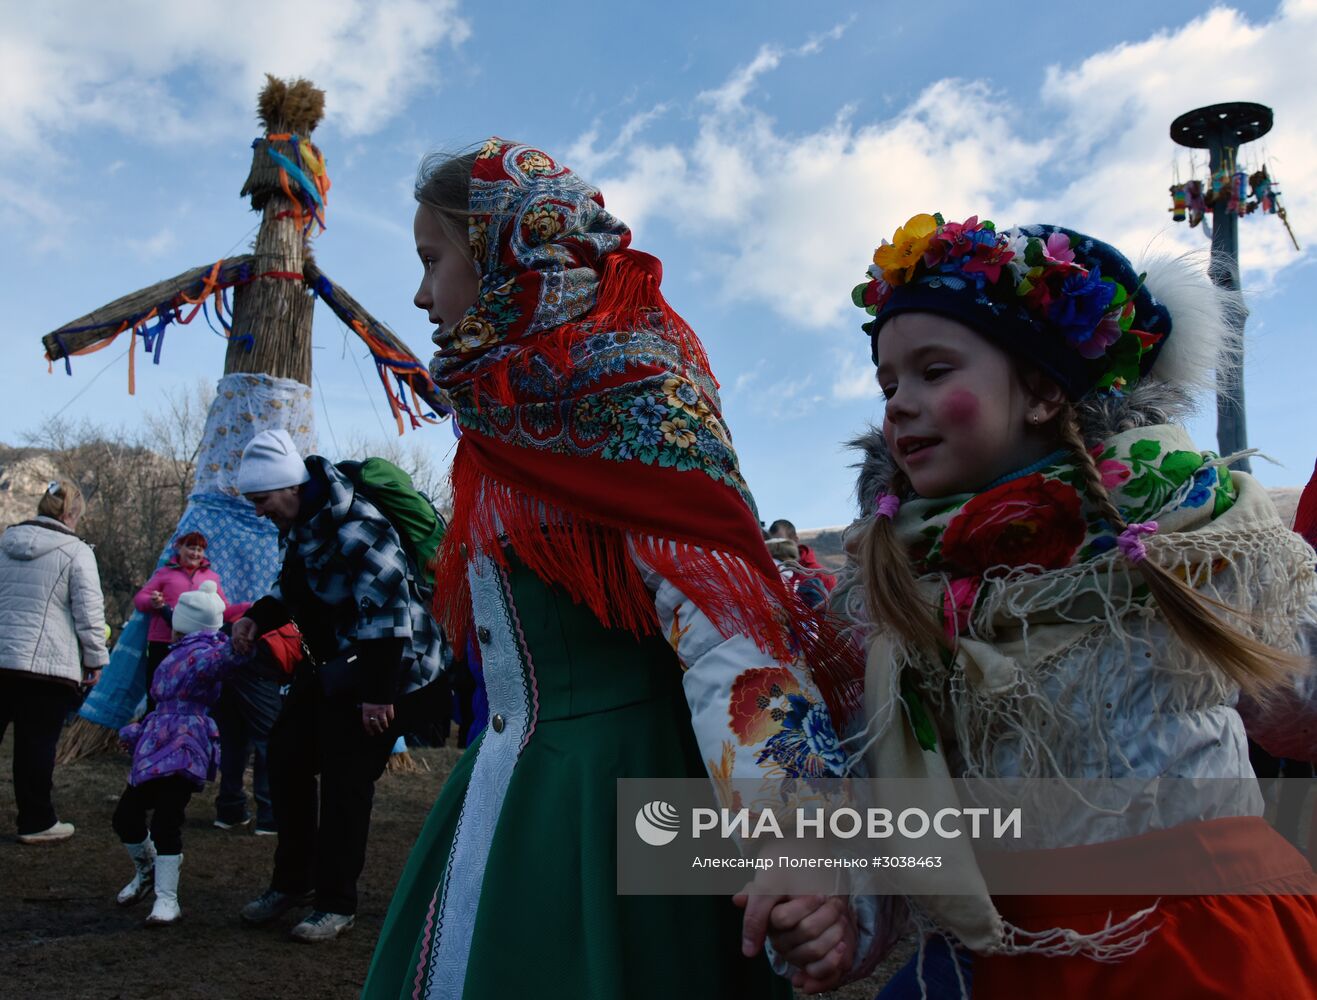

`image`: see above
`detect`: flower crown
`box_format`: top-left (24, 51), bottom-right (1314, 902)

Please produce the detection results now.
top-left (852, 213), bottom-right (1166, 395)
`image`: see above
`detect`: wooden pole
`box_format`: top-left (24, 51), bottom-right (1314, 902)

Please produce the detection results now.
top-left (224, 78), bottom-right (325, 383)
top-left (1170, 102), bottom-right (1272, 472)
top-left (224, 199), bottom-right (314, 382)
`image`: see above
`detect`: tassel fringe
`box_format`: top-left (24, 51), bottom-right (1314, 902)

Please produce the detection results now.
top-left (431, 449), bottom-right (866, 727)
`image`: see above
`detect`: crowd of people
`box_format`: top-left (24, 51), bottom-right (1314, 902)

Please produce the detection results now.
top-left (1, 137), bottom-right (1315, 1000)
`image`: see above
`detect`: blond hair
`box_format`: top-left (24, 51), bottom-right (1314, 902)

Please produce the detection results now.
top-left (1051, 405), bottom-right (1302, 696)
top-left (37, 479), bottom-right (84, 522)
top-left (414, 149), bottom-right (479, 252)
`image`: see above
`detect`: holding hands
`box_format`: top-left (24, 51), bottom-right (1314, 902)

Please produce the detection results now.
top-left (735, 891), bottom-right (857, 994)
top-left (231, 617), bottom-right (258, 657)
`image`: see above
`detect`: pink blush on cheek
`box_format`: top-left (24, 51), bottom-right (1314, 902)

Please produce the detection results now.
top-left (938, 389), bottom-right (980, 427)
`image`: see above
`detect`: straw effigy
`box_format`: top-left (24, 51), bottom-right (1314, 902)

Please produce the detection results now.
top-left (43, 258), bottom-right (258, 364)
top-left (48, 76), bottom-right (439, 772)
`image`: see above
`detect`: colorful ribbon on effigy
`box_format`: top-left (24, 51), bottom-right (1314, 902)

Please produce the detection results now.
top-left (47, 253), bottom-right (452, 436)
top-left (306, 269), bottom-right (454, 435)
top-left (262, 133), bottom-right (331, 235)
top-left (46, 259), bottom-right (311, 394)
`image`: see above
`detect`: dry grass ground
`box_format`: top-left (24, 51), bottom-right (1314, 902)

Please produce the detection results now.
top-left (1, 738), bottom-right (909, 1000)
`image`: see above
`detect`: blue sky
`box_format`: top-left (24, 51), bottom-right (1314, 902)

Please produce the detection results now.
top-left (2, 0), bottom-right (1313, 528)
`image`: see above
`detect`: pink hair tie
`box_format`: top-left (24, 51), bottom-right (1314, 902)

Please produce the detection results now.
top-left (1117, 521), bottom-right (1158, 563)
top-left (875, 493), bottom-right (901, 520)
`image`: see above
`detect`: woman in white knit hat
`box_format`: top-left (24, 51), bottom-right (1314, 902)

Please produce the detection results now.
top-left (232, 427), bottom-right (445, 943)
top-left (112, 580), bottom-right (249, 926)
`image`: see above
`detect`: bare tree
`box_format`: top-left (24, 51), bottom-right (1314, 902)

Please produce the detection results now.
top-left (143, 379), bottom-right (216, 510)
top-left (21, 382), bottom-right (217, 626)
top-left (338, 432), bottom-right (454, 518)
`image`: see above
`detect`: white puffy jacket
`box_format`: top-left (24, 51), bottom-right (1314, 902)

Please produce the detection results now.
top-left (0, 516), bottom-right (109, 684)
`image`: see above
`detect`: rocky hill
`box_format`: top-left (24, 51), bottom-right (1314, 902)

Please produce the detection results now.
top-left (1, 441), bottom-right (192, 624)
top-left (0, 448), bottom-right (63, 527)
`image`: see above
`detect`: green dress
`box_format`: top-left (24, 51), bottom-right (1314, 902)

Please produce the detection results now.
top-left (363, 557), bottom-right (790, 1000)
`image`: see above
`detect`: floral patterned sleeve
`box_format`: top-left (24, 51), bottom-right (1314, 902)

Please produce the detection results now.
top-left (639, 557), bottom-right (902, 980)
top-left (641, 563), bottom-right (852, 788)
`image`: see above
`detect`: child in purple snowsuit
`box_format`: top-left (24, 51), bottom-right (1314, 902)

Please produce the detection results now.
top-left (112, 580), bottom-right (246, 926)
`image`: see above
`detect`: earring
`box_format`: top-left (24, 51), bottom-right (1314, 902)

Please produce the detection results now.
top-left (1029, 413), bottom-right (1039, 425)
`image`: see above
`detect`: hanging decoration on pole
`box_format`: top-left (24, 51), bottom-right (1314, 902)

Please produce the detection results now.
top-left (1185, 179), bottom-right (1207, 229)
top-left (1168, 117), bottom-right (1298, 250)
top-left (1169, 101), bottom-right (1281, 476)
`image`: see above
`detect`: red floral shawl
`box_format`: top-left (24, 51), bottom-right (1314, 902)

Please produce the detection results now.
top-left (427, 139), bottom-right (858, 712)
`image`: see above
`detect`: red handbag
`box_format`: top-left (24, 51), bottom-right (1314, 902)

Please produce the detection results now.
top-left (259, 621), bottom-right (308, 675)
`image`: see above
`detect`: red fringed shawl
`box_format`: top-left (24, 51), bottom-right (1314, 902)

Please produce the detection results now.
top-left (428, 138), bottom-right (862, 721)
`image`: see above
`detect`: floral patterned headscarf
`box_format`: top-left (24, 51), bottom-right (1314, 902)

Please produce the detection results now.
top-left (892, 424), bottom-right (1238, 638)
top-left (428, 140), bottom-right (858, 710)
top-left (429, 141), bottom-right (631, 386)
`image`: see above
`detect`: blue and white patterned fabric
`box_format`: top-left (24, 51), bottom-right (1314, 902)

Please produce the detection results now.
top-left (80, 372), bottom-right (313, 730)
top-left (80, 492), bottom-right (281, 729)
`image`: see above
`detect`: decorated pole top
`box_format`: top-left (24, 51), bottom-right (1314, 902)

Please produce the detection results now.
top-left (38, 73), bottom-right (448, 435)
top-left (240, 76), bottom-right (329, 225)
top-left (1168, 101), bottom-right (1278, 473)
top-left (225, 76), bottom-right (330, 382)
top-left (1170, 102), bottom-right (1272, 150)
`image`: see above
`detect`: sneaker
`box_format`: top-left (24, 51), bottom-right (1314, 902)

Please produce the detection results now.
top-left (239, 888), bottom-right (314, 926)
top-left (213, 815), bottom-right (251, 831)
top-left (290, 910), bottom-right (355, 943)
top-left (18, 821), bottom-right (74, 844)
top-left (253, 825), bottom-right (278, 837)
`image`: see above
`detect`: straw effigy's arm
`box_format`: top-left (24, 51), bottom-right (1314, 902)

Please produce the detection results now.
top-left (303, 260), bottom-right (449, 426)
top-left (41, 256), bottom-right (259, 361)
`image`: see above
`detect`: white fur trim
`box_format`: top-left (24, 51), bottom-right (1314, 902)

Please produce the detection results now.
top-left (1140, 251), bottom-right (1241, 400)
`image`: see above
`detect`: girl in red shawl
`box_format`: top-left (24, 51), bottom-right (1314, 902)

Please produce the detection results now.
top-left (363, 140), bottom-right (876, 999)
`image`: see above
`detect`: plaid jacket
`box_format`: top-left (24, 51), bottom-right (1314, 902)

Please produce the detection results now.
top-left (273, 456), bottom-right (446, 695)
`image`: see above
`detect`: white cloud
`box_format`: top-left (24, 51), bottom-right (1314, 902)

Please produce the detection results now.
top-left (565, 104), bottom-right (672, 178)
top-left (123, 227), bottom-right (177, 260)
top-left (831, 350), bottom-right (877, 402)
top-left (580, 3), bottom-right (1316, 340)
top-left (1033, 1), bottom-right (1317, 278)
top-left (0, 0), bottom-right (471, 152)
top-left (0, 175), bottom-right (70, 251)
top-left (699, 44), bottom-right (784, 114)
top-left (752, 374), bottom-right (824, 420)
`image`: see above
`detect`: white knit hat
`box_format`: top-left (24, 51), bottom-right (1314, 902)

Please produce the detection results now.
top-left (237, 429), bottom-right (310, 495)
top-left (172, 580), bottom-right (225, 635)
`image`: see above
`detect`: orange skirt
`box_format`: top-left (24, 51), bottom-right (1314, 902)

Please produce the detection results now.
top-left (974, 817), bottom-right (1317, 999)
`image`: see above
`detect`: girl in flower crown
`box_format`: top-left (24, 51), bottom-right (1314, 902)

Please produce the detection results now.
top-left (790, 213), bottom-right (1317, 998)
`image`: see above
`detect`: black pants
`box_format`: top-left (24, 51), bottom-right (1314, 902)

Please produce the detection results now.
top-left (0, 672), bottom-right (77, 835)
top-left (112, 775), bottom-right (195, 855)
top-left (145, 641), bottom-right (171, 713)
top-left (214, 672), bottom-right (283, 827)
top-left (267, 677), bottom-right (395, 915)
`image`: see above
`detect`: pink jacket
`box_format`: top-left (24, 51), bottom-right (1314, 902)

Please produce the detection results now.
top-left (132, 560), bottom-right (243, 643)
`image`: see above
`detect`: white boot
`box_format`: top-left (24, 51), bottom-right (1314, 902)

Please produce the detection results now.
top-left (116, 839), bottom-right (156, 906)
top-left (145, 853), bottom-right (182, 926)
